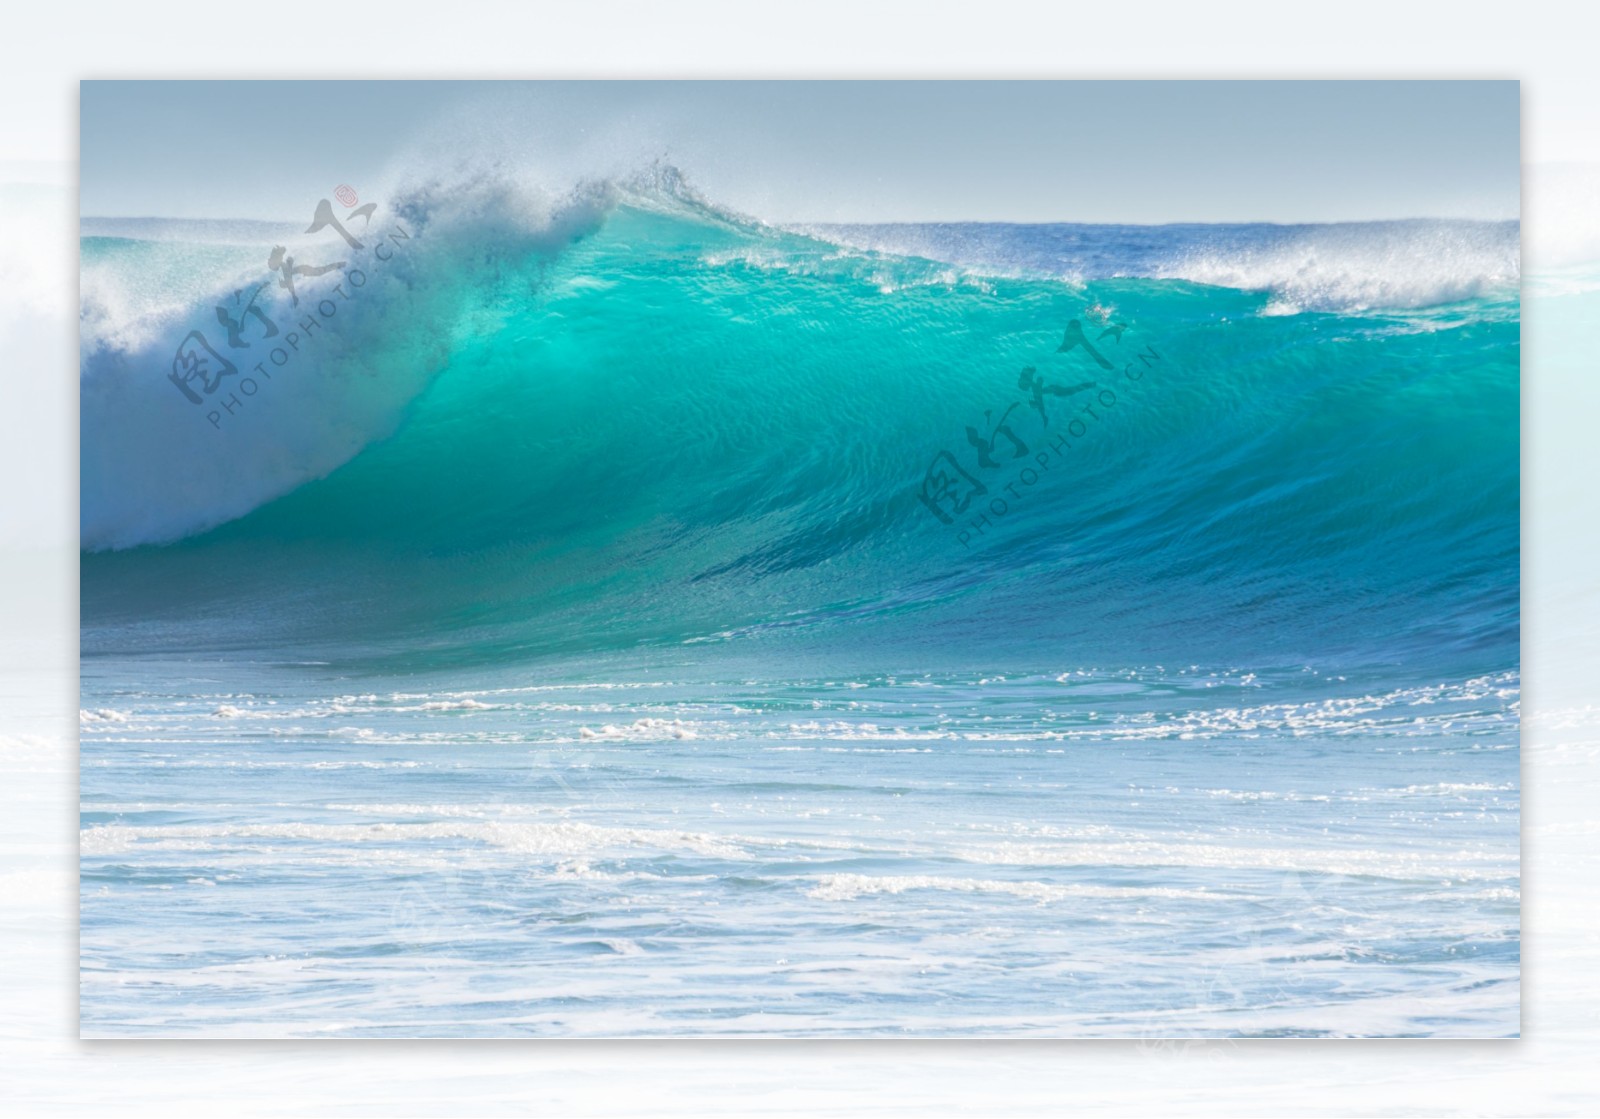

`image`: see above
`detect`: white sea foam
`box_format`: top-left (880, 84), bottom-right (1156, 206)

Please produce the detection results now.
top-left (78, 709), bottom-right (129, 724)
top-left (79, 818), bottom-right (748, 860)
top-left (804, 873), bottom-right (1238, 904)
top-left (1155, 221), bottom-right (1520, 314)
top-left (804, 217), bottom-right (1519, 315)
top-left (579, 718), bottom-right (697, 740)
top-left (952, 839), bottom-right (1516, 882)
top-left (80, 172), bottom-right (614, 551)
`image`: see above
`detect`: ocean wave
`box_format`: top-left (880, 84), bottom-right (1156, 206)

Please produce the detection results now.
top-left (80, 816), bottom-right (1515, 887)
top-left (951, 839), bottom-right (1517, 882)
top-left (1153, 221), bottom-right (1520, 314)
top-left (80, 167), bottom-right (1519, 674)
top-left (78, 818), bottom-right (750, 860)
top-left (578, 718), bottom-right (697, 741)
top-left (806, 217), bottom-right (1520, 313)
top-left (80, 171), bottom-right (615, 551)
top-left (804, 873), bottom-right (1239, 903)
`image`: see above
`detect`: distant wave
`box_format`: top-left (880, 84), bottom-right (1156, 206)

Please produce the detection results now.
top-left (805, 218), bottom-right (1521, 314)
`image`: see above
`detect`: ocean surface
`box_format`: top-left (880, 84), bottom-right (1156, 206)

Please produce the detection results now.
top-left (79, 173), bottom-right (1520, 1036)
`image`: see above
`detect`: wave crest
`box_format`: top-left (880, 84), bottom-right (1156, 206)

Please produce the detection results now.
top-left (807, 218), bottom-right (1519, 313)
top-left (1154, 220), bottom-right (1520, 314)
top-left (80, 172), bottom-right (613, 551)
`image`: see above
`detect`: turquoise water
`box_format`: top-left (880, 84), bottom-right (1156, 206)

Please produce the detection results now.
top-left (79, 179), bottom-right (1520, 1036)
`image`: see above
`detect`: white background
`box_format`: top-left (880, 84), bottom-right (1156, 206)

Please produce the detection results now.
top-left (2, 2), bottom-right (1598, 1113)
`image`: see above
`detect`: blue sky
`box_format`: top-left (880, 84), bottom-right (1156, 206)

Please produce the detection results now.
top-left (80, 80), bottom-right (1519, 223)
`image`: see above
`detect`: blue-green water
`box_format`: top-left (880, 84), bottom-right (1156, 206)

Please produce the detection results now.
top-left (79, 179), bottom-right (1520, 1036)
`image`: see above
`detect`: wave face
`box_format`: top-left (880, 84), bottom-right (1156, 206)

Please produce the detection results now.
top-left (80, 179), bottom-right (1520, 678)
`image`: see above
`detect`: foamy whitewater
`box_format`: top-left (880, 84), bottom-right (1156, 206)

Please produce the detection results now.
top-left (79, 169), bottom-right (1520, 1037)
